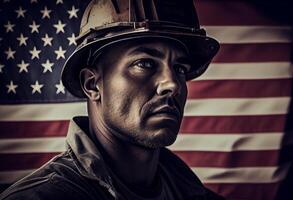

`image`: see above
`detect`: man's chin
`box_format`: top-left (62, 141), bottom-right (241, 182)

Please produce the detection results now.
top-left (135, 129), bottom-right (179, 149)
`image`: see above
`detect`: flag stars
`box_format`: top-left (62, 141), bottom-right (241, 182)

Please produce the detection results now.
top-left (55, 80), bottom-right (65, 94)
top-left (41, 34), bottom-right (53, 46)
top-left (29, 21), bottom-right (40, 33)
top-left (17, 33), bottom-right (28, 46)
top-left (53, 20), bottom-right (66, 33)
top-left (29, 46), bottom-right (41, 59)
top-left (31, 80), bottom-right (44, 94)
top-left (56, 0), bottom-right (63, 4)
top-left (15, 6), bottom-right (27, 18)
top-left (40, 6), bottom-right (52, 19)
top-left (5, 47), bottom-right (16, 60)
top-left (17, 60), bottom-right (29, 73)
top-left (41, 59), bottom-right (54, 73)
top-left (67, 6), bottom-right (79, 19)
top-left (6, 81), bottom-right (18, 94)
top-left (54, 46), bottom-right (66, 60)
top-left (4, 21), bottom-right (15, 33)
top-left (67, 33), bottom-right (77, 46)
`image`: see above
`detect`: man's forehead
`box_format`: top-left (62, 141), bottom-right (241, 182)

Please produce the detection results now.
top-left (94, 37), bottom-right (191, 67)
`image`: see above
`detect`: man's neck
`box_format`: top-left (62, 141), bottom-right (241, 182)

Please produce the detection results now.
top-left (89, 118), bottom-right (160, 187)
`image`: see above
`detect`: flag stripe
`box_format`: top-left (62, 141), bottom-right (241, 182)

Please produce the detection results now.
top-left (0, 150), bottom-right (279, 171)
top-left (180, 115), bottom-right (286, 134)
top-left (0, 97), bottom-right (289, 121)
top-left (184, 97), bottom-right (290, 116)
top-left (0, 121), bottom-right (69, 138)
top-left (195, 0), bottom-right (291, 26)
top-left (191, 165), bottom-right (290, 183)
top-left (214, 43), bottom-right (291, 62)
top-left (205, 183), bottom-right (280, 200)
top-left (0, 133), bottom-right (283, 153)
top-left (193, 62), bottom-right (292, 81)
top-left (170, 133), bottom-right (282, 151)
top-left (175, 150), bottom-right (279, 167)
top-left (0, 103), bottom-right (87, 121)
top-left (0, 153), bottom-right (59, 171)
top-left (0, 114), bottom-right (286, 138)
top-left (204, 26), bottom-right (292, 43)
top-left (187, 79), bottom-right (292, 98)
top-left (0, 137), bottom-right (66, 153)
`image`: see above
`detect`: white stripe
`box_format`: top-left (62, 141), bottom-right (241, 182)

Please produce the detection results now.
top-left (0, 102), bottom-right (87, 121)
top-left (0, 133), bottom-right (286, 153)
top-left (0, 97), bottom-right (290, 121)
top-left (204, 26), bottom-right (292, 43)
top-left (170, 133), bottom-right (282, 151)
top-left (0, 169), bottom-right (34, 184)
top-left (0, 137), bottom-right (66, 153)
top-left (0, 165), bottom-right (289, 184)
top-left (191, 164), bottom-right (290, 183)
top-left (184, 97), bottom-right (290, 116)
top-left (193, 62), bottom-right (293, 80)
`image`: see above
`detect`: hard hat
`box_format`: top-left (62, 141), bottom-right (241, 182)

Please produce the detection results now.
top-left (62, 0), bottom-right (220, 98)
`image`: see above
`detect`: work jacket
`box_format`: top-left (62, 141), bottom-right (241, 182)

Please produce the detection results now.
top-left (0, 117), bottom-right (225, 200)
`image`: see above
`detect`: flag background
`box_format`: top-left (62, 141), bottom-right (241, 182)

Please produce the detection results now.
top-left (0, 1), bottom-right (292, 200)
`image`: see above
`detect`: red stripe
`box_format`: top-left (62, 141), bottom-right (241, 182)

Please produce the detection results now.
top-left (0, 115), bottom-right (286, 138)
top-left (214, 43), bottom-right (291, 63)
top-left (175, 151), bottom-right (279, 167)
top-left (195, 0), bottom-right (290, 26)
top-left (187, 79), bottom-right (292, 99)
top-left (0, 153), bottom-right (59, 171)
top-left (0, 150), bottom-right (279, 171)
top-left (0, 121), bottom-right (69, 138)
top-left (205, 183), bottom-right (280, 200)
top-left (180, 115), bottom-right (286, 133)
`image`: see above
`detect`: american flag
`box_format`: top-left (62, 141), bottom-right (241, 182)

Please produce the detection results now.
top-left (0, 0), bottom-right (292, 200)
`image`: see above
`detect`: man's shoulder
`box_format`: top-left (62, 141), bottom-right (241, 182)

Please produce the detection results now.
top-left (0, 152), bottom-right (90, 200)
top-left (159, 148), bottom-right (226, 200)
top-left (0, 174), bottom-right (80, 200)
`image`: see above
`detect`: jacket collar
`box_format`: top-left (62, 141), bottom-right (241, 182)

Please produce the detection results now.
top-left (66, 116), bottom-right (209, 199)
top-left (66, 116), bottom-right (117, 197)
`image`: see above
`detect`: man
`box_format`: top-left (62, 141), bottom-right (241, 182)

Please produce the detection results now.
top-left (0, 0), bottom-right (223, 199)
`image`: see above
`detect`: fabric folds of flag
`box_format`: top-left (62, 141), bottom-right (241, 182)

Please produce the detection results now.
top-left (0, 1), bottom-right (292, 200)
top-left (178, 1), bottom-right (292, 200)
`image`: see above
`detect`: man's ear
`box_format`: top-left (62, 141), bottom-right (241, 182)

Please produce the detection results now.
top-left (79, 68), bottom-right (101, 101)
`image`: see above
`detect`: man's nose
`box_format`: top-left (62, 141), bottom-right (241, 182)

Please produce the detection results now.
top-left (156, 66), bottom-right (180, 97)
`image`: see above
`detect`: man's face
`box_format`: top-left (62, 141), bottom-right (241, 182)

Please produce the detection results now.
top-left (95, 38), bottom-right (190, 148)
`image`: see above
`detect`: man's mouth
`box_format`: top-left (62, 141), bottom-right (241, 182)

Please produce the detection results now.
top-left (149, 106), bottom-right (180, 121)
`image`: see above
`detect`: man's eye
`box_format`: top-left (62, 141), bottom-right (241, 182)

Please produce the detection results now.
top-left (132, 59), bottom-right (155, 69)
top-left (174, 64), bottom-right (189, 75)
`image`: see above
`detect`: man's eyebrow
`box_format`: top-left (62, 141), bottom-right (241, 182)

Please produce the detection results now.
top-left (129, 47), bottom-right (165, 58)
top-left (128, 46), bottom-right (191, 65)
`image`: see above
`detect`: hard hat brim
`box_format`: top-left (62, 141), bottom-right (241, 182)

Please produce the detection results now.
top-left (62, 30), bottom-right (220, 98)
